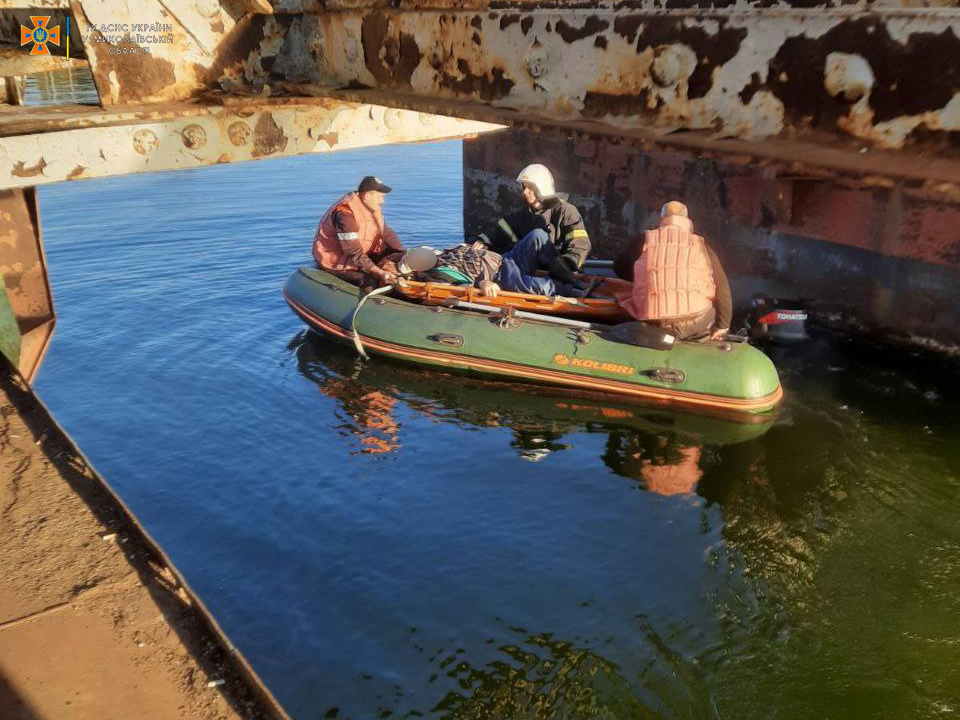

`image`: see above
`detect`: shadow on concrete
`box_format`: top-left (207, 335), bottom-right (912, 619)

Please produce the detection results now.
top-left (0, 665), bottom-right (41, 720)
top-left (0, 361), bottom-right (288, 720)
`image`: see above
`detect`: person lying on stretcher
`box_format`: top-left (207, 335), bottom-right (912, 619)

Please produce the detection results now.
top-left (406, 241), bottom-right (603, 300)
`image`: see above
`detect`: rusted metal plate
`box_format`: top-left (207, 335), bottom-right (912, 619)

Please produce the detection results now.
top-left (0, 99), bottom-right (503, 189)
top-left (284, 5), bottom-right (960, 150)
top-left (0, 0), bottom-right (70, 10)
top-left (72, 2), bottom-right (957, 149)
top-left (0, 188), bottom-right (54, 381)
top-left (0, 1), bottom-right (70, 8)
top-left (69, 0), bottom-right (238, 105)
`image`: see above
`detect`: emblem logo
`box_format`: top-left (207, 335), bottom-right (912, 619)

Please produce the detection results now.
top-left (20, 16), bottom-right (61, 56)
top-left (551, 353), bottom-right (635, 375)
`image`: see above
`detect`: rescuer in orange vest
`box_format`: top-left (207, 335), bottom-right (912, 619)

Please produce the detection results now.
top-left (312, 176), bottom-right (405, 285)
top-left (616, 201), bottom-right (731, 340)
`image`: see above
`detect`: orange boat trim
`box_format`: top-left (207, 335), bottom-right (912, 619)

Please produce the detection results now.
top-left (284, 292), bottom-right (784, 414)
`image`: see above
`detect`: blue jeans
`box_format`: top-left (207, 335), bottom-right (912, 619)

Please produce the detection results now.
top-left (496, 229), bottom-right (560, 296)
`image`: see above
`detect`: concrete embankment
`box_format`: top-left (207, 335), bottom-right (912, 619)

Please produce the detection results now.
top-left (0, 365), bottom-right (290, 720)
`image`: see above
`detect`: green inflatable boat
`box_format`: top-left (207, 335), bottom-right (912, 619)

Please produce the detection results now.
top-left (283, 267), bottom-right (784, 416)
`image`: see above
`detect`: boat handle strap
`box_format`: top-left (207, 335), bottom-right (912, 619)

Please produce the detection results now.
top-left (642, 367), bottom-right (686, 383)
top-left (427, 333), bottom-right (464, 347)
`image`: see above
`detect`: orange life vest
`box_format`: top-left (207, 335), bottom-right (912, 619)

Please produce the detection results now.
top-left (312, 192), bottom-right (385, 270)
top-left (621, 216), bottom-right (716, 321)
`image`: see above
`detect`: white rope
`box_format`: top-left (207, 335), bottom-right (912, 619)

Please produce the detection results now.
top-left (348, 285), bottom-right (393, 359)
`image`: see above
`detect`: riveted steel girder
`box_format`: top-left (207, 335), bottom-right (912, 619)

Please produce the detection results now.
top-left (0, 98), bottom-right (503, 189)
top-left (65, 0), bottom-right (960, 155)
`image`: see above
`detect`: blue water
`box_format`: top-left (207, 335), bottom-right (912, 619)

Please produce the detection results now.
top-left (30, 74), bottom-right (960, 720)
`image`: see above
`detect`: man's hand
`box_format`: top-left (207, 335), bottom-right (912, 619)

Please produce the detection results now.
top-left (371, 266), bottom-right (396, 286)
top-left (710, 327), bottom-right (729, 341)
top-left (479, 280), bottom-right (500, 298)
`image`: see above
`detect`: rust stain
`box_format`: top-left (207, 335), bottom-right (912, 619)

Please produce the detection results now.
top-left (739, 71), bottom-right (764, 105)
top-left (555, 16), bottom-right (609, 44)
top-left (204, 15), bottom-right (273, 88)
top-left (499, 14), bottom-right (521, 31)
top-left (361, 12), bottom-right (423, 89)
top-left (769, 19), bottom-right (960, 127)
top-left (252, 112), bottom-right (288, 157)
top-left (320, 132), bottom-right (338, 147)
top-left (80, 23), bottom-right (178, 104)
top-left (632, 18), bottom-right (747, 99)
top-left (11, 159), bottom-right (47, 178)
top-left (66, 165), bottom-right (85, 180)
top-left (441, 59), bottom-right (515, 102)
top-left (613, 15), bottom-right (643, 44)
top-left (582, 91), bottom-right (649, 118)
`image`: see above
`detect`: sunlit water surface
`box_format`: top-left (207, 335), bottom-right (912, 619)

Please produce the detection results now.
top-left (28, 68), bottom-right (960, 720)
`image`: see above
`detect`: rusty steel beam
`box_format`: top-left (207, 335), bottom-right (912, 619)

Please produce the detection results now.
top-left (64, 1), bottom-right (960, 155)
top-left (0, 187), bottom-right (54, 381)
top-left (0, 48), bottom-right (86, 77)
top-left (0, 98), bottom-right (503, 189)
top-left (0, 1), bottom-right (69, 7)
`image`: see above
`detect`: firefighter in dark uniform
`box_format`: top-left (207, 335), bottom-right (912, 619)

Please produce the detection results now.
top-left (476, 164), bottom-right (592, 298)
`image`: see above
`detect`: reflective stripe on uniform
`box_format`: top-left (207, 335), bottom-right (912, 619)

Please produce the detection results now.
top-left (337, 231), bottom-right (360, 241)
top-left (477, 232), bottom-right (491, 243)
top-left (497, 218), bottom-right (519, 245)
top-left (563, 227), bottom-right (589, 241)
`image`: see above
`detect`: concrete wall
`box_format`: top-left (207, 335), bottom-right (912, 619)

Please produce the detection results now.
top-left (463, 128), bottom-right (960, 354)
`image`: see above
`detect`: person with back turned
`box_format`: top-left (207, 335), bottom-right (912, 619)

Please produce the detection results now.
top-left (474, 163), bottom-right (594, 298)
top-left (312, 176), bottom-right (405, 286)
top-left (616, 201), bottom-right (731, 340)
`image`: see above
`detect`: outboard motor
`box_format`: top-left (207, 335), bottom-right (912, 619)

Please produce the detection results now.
top-left (745, 294), bottom-right (810, 343)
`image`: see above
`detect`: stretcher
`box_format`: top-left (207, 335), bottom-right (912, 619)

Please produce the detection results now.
top-left (392, 275), bottom-right (633, 321)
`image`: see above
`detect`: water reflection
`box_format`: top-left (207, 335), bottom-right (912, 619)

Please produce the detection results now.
top-left (24, 66), bottom-right (99, 106)
top-left (290, 330), bottom-right (773, 495)
top-left (431, 631), bottom-right (652, 720)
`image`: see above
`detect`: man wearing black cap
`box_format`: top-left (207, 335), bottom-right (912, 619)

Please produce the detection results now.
top-left (313, 176), bottom-right (405, 285)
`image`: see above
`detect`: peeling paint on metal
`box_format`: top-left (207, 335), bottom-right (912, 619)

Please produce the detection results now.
top-left (252, 111), bottom-right (288, 156)
top-left (181, 123), bottom-right (208, 149)
top-left (227, 120), bottom-right (252, 145)
top-left (133, 128), bottom-right (159, 154)
top-left (11, 158), bottom-right (46, 178)
top-left (0, 100), bottom-right (503, 190)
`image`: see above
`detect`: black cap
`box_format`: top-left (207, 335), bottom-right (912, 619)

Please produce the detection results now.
top-left (358, 176), bottom-right (391, 193)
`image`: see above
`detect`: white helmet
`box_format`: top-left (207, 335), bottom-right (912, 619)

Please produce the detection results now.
top-left (516, 163), bottom-right (556, 199)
